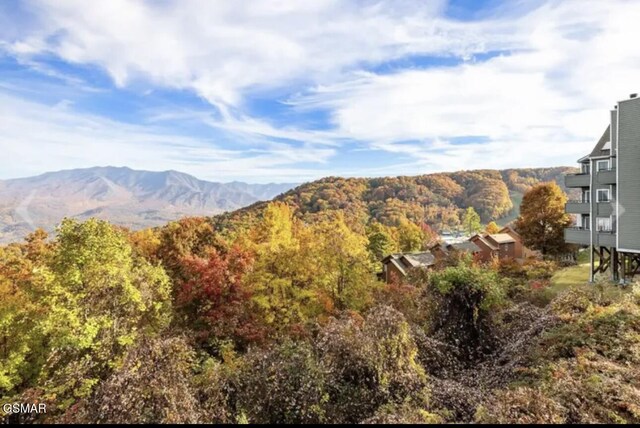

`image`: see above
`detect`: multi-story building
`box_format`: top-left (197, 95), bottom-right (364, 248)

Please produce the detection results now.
top-left (564, 93), bottom-right (640, 283)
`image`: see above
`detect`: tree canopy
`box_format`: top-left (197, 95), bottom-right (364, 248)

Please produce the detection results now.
top-left (515, 182), bottom-right (572, 256)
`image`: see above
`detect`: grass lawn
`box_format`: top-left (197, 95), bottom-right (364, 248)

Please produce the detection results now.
top-left (549, 262), bottom-right (590, 292)
top-left (545, 250), bottom-right (630, 302)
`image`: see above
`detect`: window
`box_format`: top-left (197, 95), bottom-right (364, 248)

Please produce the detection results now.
top-left (597, 159), bottom-right (609, 171)
top-left (582, 215), bottom-right (590, 230)
top-left (597, 217), bottom-right (612, 232)
top-left (582, 190), bottom-right (590, 203)
top-left (597, 189), bottom-right (610, 202)
top-left (581, 163), bottom-right (590, 174)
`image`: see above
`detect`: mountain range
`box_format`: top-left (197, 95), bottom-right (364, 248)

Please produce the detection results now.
top-left (0, 166), bottom-right (578, 244)
top-left (0, 167), bottom-right (296, 244)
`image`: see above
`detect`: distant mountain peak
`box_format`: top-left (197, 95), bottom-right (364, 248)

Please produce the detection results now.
top-left (0, 167), bottom-right (299, 244)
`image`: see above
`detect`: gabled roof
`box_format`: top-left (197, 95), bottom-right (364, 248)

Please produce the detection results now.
top-left (382, 252), bottom-right (435, 271)
top-left (471, 234), bottom-right (499, 251)
top-left (449, 241), bottom-right (481, 253)
top-left (430, 242), bottom-right (446, 252)
top-left (388, 258), bottom-right (407, 276)
top-left (486, 233), bottom-right (516, 245)
top-left (499, 225), bottom-right (521, 239)
top-left (380, 253), bottom-right (401, 264)
top-left (588, 125), bottom-right (611, 159)
top-left (401, 252), bottom-right (435, 268)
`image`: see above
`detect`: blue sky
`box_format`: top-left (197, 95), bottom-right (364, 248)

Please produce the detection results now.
top-left (1, 0), bottom-right (639, 183)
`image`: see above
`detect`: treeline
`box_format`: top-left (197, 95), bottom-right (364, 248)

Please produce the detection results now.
top-left (213, 167), bottom-right (576, 235)
top-left (2, 195), bottom-right (639, 423)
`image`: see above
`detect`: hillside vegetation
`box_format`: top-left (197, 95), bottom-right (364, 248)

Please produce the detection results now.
top-left (213, 167), bottom-right (577, 234)
top-left (2, 195), bottom-right (638, 423)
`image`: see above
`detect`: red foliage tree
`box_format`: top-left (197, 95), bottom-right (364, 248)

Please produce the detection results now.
top-left (176, 245), bottom-right (264, 349)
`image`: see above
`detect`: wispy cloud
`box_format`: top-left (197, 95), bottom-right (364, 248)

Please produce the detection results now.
top-left (1, 0), bottom-right (640, 182)
top-left (0, 90), bottom-right (337, 182)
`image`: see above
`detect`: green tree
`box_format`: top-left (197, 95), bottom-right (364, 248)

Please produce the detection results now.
top-left (39, 218), bottom-right (172, 408)
top-left (366, 222), bottom-right (397, 261)
top-left (0, 242), bottom-right (49, 395)
top-left (514, 182), bottom-right (572, 256)
top-left (461, 207), bottom-right (482, 236)
top-left (424, 258), bottom-right (506, 359)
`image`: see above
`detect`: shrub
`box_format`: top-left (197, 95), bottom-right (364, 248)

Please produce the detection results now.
top-left (61, 337), bottom-right (202, 424)
top-left (481, 284), bottom-right (640, 424)
top-left (235, 341), bottom-right (327, 424)
top-left (316, 306), bottom-right (427, 423)
top-left (424, 260), bottom-right (506, 359)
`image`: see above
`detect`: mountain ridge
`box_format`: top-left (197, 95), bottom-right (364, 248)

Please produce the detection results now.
top-left (0, 166), bottom-right (297, 244)
top-left (212, 166), bottom-right (579, 232)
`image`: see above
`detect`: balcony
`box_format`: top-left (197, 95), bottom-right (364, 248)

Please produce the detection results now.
top-left (596, 201), bottom-right (614, 216)
top-left (596, 168), bottom-right (616, 185)
top-left (565, 173), bottom-right (590, 188)
top-left (564, 227), bottom-right (590, 245)
top-left (565, 200), bottom-right (590, 214)
top-left (596, 231), bottom-right (616, 247)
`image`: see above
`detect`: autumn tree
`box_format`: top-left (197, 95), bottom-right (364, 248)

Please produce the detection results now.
top-left (0, 243), bottom-right (49, 395)
top-left (176, 245), bottom-right (263, 349)
top-left (397, 219), bottom-right (424, 252)
top-left (420, 223), bottom-right (439, 247)
top-left (62, 337), bottom-right (202, 424)
top-left (484, 221), bottom-right (501, 235)
top-left (128, 227), bottom-right (162, 260)
top-left (156, 217), bottom-right (219, 278)
top-left (245, 202), bottom-right (313, 332)
top-left (515, 182), bottom-right (572, 256)
top-left (311, 213), bottom-right (375, 311)
top-left (366, 222), bottom-right (397, 261)
top-left (461, 207), bottom-right (482, 236)
top-left (316, 306), bottom-right (427, 423)
top-left (39, 218), bottom-right (172, 408)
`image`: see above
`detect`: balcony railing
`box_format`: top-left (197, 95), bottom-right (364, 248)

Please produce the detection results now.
top-left (564, 227), bottom-right (590, 245)
top-left (565, 200), bottom-right (590, 214)
top-left (565, 173), bottom-right (590, 188)
top-left (596, 168), bottom-right (616, 185)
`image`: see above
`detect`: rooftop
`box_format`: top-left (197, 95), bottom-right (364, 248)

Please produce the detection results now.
top-left (487, 233), bottom-right (516, 244)
top-left (587, 125), bottom-right (612, 159)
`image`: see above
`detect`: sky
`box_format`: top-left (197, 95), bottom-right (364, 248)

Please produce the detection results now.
top-left (1, 0), bottom-right (639, 183)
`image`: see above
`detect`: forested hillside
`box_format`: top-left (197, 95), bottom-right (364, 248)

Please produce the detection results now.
top-left (2, 208), bottom-right (638, 424)
top-left (213, 167), bottom-right (577, 234)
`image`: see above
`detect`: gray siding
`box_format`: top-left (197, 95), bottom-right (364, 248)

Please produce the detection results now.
top-left (611, 110), bottom-right (618, 152)
top-left (618, 98), bottom-right (640, 251)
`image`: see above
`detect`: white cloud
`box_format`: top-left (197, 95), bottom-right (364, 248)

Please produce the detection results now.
top-left (288, 0), bottom-right (640, 170)
top-left (3, 0), bottom-right (640, 180)
top-left (0, 91), bottom-right (334, 182)
top-left (7, 0), bottom-right (504, 106)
